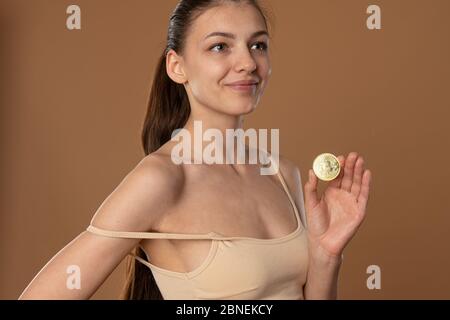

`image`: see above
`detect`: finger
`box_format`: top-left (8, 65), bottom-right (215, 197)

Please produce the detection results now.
top-left (350, 156), bottom-right (364, 198)
top-left (341, 152), bottom-right (358, 192)
top-left (328, 155), bottom-right (345, 188)
top-left (357, 169), bottom-right (372, 211)
top-left (304, 169), bottom-right (320, 210)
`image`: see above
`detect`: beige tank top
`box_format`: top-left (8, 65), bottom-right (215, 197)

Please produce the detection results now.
top-left (86, 153), bottom-right (309, 300)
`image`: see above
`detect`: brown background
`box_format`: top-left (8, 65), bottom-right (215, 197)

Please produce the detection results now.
top-left (1, 0), bottom-right (449, 299)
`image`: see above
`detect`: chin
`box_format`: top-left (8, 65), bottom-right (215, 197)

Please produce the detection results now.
top-left (242, 104), bottom-right (257, 115)
top-left (226, 103), bottom-right (257, 116)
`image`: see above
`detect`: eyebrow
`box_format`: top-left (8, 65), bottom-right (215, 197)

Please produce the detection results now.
top-left (204, 30), bottom-right (269, 41)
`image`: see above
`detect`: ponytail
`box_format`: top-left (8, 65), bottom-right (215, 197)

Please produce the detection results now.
top-left (142, 52), bottom-right (191, 155)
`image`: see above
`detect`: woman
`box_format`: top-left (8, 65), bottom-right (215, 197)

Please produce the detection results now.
top-left (19, 0), bottom-right (372, 300)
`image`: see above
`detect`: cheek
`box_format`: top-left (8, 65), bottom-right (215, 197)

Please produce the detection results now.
top-left (258, 60), bottom-right (272, 93)
top-left (205, 59), bottom-right (229, 84)
top-left (190, 60), bottom-right (229, 96)
top-left (257, 57), bottom-right (271, 81)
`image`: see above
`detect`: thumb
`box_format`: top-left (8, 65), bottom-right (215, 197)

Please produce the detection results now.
top-left (304, 169), bottom-right (319, 211)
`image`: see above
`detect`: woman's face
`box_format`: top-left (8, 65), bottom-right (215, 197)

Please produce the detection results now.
top-left (176, 2), bottom-right (271, 116)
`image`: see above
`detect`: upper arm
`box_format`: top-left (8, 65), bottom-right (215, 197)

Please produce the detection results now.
top-left (278, 155), bottom-right (308, 230)
top-left (19, 154), bottom-right (183, 299)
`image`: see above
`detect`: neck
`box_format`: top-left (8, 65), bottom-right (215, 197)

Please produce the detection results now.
top-left (170, 109), bottom-right (258, 164)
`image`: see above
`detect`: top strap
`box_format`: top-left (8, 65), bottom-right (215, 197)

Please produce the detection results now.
top-left (86, 225), bottom-right (219, 240)
top-left (268, 153), bottom-right (300, 219)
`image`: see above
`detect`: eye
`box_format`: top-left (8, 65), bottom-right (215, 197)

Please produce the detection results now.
top-left (209, 41), bottom-right (268, 53)
top-left (251, 41), bottom-right (268, 51)
top-left (210, 43), bottom-right (228, 52)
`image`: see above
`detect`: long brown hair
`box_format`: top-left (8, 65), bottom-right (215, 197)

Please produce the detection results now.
top-left (120, 0), bottom-right (271, 300)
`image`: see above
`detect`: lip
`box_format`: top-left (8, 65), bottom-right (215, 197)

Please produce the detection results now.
top-left (226, 80), bottom-right (259, 86)
top-left (225, 80), bottom-right (259, 93)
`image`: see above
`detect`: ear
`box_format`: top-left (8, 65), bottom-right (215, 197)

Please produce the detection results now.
top-left (166, 49), bottom-right (187, 84)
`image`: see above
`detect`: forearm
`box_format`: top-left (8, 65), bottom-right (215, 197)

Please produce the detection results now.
top-left (303, 245), bottom-right (343, 300)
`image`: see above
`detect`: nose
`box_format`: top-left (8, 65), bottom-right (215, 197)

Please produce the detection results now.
top-left (234, 47), bottom-right (257, 73)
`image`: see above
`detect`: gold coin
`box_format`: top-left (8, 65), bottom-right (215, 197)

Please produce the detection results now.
top-left (312, 153), bottom-right (341, 181)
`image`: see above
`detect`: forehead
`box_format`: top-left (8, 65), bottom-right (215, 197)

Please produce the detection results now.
top-left (188, 3), bottom-right (267, 40)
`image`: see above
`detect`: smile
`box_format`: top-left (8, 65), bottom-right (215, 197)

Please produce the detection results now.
top-left (225, 83), bottom-right (258, 93)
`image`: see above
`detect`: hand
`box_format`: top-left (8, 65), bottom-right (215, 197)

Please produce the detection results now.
top-left (304, 152), bottom-right (372, 260)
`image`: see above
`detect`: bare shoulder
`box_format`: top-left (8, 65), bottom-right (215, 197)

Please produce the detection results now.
top-left (89, 152), bottom-right (184, 233)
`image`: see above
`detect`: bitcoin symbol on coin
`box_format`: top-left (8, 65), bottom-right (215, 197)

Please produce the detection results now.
top-left (312, 153), bottom-right (341, 181)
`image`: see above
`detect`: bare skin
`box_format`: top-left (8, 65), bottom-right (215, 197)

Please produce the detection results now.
top-left (19, 154), bottom-right (181, 299)
top-left (19, 2), bottom-right (371, 300)
top-left (18, 146), bottom-right (303, 299)
top-left (18, 2), bottom-right (291, 300)
top-left (138, 143), bottom-right (305, 275)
